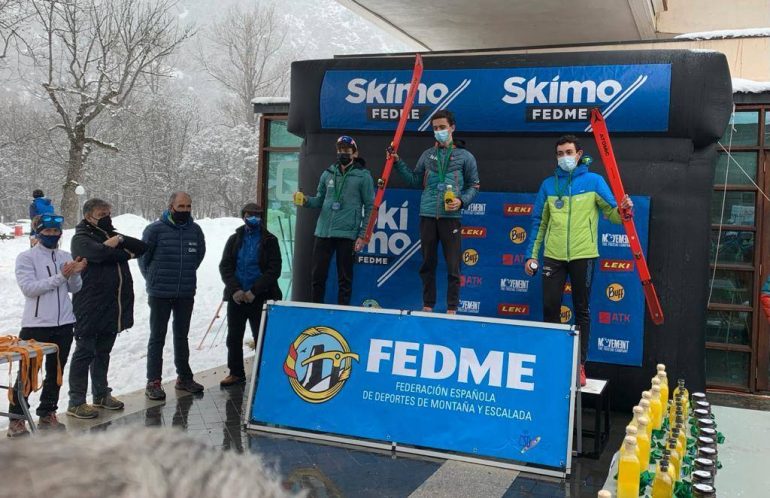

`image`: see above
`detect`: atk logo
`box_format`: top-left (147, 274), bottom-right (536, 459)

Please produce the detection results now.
top-left (504, 204), bottom-right (533, 216)
top-left (500, 278), bottom-right (529, 293)
top-left (502, 254), bottom-right (527, 266)
top-left (598, 311), bottom-right (632, 325)
top-left (461, 227), bottom-right (487, 238)
top-left (283, 326), bottom-right (359, 403)
top-left (600, 259), bottom-right (634, 272)
top-left (601, 233), bottom-right (630, 248)
top-left (460, 275), bottom-right (483, 288)
top-left (509, 227), bottom-right (527, 244)
top-left (560, 306), bottom-right (572, 323)
top-left (597, 337), bottom-right (630, 354)
top-left (463, 249), bottom-right (479, 266)
top-left (498, 303), bottom-right (530, 316)
top-left (461, 203), bottom-right (486, 216)
top-left (458, 300), bottom-right (481, 314)
top-left (606, 283), bottom-right (625, 302)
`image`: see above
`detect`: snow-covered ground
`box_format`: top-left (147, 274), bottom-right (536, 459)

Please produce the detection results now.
top-left (0, 214), bottom-right (247, 426)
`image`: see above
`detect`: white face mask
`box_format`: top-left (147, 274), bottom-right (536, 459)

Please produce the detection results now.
top-left (558, 155), bottom-right (578, 172)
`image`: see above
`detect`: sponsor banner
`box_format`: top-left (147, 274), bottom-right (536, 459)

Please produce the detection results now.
top-left (250, 302), bottom-right (576, 470)
top-left (320, 64), bottom-right (671, 132)
top-left (326, 189), bottom-right (649, 366)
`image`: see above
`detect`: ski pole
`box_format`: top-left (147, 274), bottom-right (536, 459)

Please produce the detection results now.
top-left (196, 300), bottom-right (224, 351)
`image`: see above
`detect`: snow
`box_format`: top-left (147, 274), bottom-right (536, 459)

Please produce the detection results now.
top-left (0, 214), bottom-right (248, 428)
top-left (675, 27), bottom-right (770, 40)
top-left (0, 223), bottom-right (12, 235)
top-left (251, 97), bottom-right (290, 105)
top-left (732, 78), bottom-right (770, 93)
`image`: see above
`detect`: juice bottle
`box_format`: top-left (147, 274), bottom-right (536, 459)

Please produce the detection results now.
top-left (639, 398), bottom-right (653, 439)
top-left (636, 416), bottom-right (651, 470)
top-left (620, 425), bottom-right (640, 459)
top-left (673, 379), bottom-right (689, 415)
top-left (651, 459), bottom-right (674, 498)
top-left (666, 438), bottom-right (681, 480)
top-left (443, 185), bottom-right (456, 205)
top-left (650, 385), bottom-right (663, 430)
top-left (656, 364), bottom-right (669, 410)
top-left (293, 189), bottom-right (305, 206)
top-left (630, 405), bottom-right (644, 429)
top-left (617, 437), bottom-right (641, 498)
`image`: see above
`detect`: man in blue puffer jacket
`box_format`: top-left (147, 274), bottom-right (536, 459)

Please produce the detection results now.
top-left (139, 192), bottom-right (206, 400)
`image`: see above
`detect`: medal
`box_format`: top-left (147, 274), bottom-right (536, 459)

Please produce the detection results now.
top-left (437, 183), bottom-right (446, 192)
top-left (554, 199), bottom-right (564, 209)
top-left (331, 202), bottom-right (341, 211)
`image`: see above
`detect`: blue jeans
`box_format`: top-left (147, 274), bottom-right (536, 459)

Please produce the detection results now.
top-left (146, 296), bottom-right (195, 382)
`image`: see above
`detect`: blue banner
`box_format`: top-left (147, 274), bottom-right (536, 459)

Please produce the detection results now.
top-left (250, 302), bottom-right (576, 470)
top-left (320, 64), bottom-right (671, 132)
top-left (325, 189), bottom-right (649, 366)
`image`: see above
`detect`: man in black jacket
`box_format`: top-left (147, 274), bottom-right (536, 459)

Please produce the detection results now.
top-left (139, 192), bottom-right (206, 400)
top-left (67, 198), bottom-right (147, 419)
top-left (219, 203), bottom-right (282, 386)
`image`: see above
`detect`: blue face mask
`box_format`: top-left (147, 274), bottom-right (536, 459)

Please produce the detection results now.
top-left (245, 215), bottom-right (262, 229)
top-left (434, 129), bottom-right (451, 144)
top-left (558, 155), bottom-right (578, 172)
top-left (38, 234), bottom-right (61, 249)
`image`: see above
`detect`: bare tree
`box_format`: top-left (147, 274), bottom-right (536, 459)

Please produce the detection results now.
top-left (0, 0), bottom-right (31, 63)
top-left (196, 5), bottom-right (290, 126)
top-left (28, 0), bottom-right (193, 226)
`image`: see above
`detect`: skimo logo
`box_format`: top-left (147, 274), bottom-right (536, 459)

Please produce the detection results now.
top-left (463, 249), bottom-right (479, 266)
top-left (600, 259), bottom-right (634, 272)
top-left (606, 283), bottom-right (625, 302)
top-left (504, 204), bottom-right (533, 216)
top-left (509, 227), bottom-right (527, 244)
top-left (461, 203), bottom-right (486, 216)
top-left (460, 275), bottom-right (483, 288)
top-left (360, 200), bottom-right (417, 267)
top-left (560, 306), bottom-right (572, 323)
top-left (598, 311), bottom-right (632, 325)
top-left (502, 254), bottom-right (527, 266)
top-left (602, 233), bottom-right (630, 248)
top-left (500, 278), bottom-right (529, 293)
top-left (458, 300), bottom-right (481, 314)
top-left (498, 303), bottom-right (529, 316)
top-left (283, 326), bottom-right (359, 403)
top-left (461, 227), bottom-right (487, 238)
top-left (597, 337), bottom-right (630, 354)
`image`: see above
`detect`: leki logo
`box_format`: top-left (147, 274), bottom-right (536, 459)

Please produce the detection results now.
top-left (498, 303), bottom-right (529, 316)
top-left (509, 227), bottom-right (527, 244)
top-left (504, 204), bottom-right (533, 216)
top-left (600, 259), bottom-right (634, 271)
top-left (463, 249), bottom-right (479, 266)
top-left (560, 306), bottom-right (572, 323)
top-left (606, 283), bottom-right (625, 302)
top-left (461, 227), bottom-right (487, 238)
top-left (283, 326), bottom-right (359, 403)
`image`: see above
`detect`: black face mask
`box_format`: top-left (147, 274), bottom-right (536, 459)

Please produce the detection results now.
top-left (97, 215), bottom-right (114, 233)
top-left (172, 210), bottom-right (191, 224)
top-left (337, 153), bottom-right (352, 166)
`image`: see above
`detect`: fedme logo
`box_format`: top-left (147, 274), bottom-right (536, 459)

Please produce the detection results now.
top-left (460, 275), bottom-right (483, 288)
top-left (504, 204), bottom-right (533, 216)
top-left (598, 311), bottom-right (632, 324)
top-left (461, 227), bottom-right (487, 238)
top-left (498, 303), bottom-right (529, 316)
top-left (600, 259), bottom-right (634, 272)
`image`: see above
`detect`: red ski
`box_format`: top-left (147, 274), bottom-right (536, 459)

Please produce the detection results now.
top-left (362, 53), bottom-right (424, 243)
top-left (590, 108), bottom-right (664, 325)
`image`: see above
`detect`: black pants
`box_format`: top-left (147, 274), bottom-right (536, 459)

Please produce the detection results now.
top-left (542, 257), bottom-right (595, 363)
top-left (311, 237), bottom-right (355, 305)
top-left (10, 324), bottom-right (73, 417)
top-left (68, 330), bottom-right (118, 407)
top-left (226, 297), bottom-right (265, 379)
top-left (419, 217), bottom-right (462, 310)
top-left (146, 296), bottom-right (195, 382)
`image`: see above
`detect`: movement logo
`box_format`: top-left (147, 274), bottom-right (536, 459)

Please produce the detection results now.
top-left (461, 203), bottom-right (486, 216)
top-left (463, 249), bottom-right (479, 266)
top-left (498, 303), bottom-right (529, 316)
top-left (597, 337), bottom-right (630, 354)
top-left (283, 326), bottom-right (359, 403)
top-left (458, 300), bottom-right (481, 314)
top-left (601, 233), bottom-right (630, 248)
top-left (504, 204), bottom-right (533, 216)
top-left (600, 259), bottom-right (634, 272)
top-left (606, 283), bottom-right (625, 302)
top-left (461, 227), bottom-right (487, 238)
top-left (509, 227), bottom-right (527, 244)
top-left (560, 306), bottom-right (572, 323)
top-left (500, 278), bottom-right (529, 293)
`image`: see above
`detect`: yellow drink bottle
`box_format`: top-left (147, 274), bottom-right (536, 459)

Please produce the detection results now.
top-left (636, 416), bottom-right (651, 470)
top-left (618, 437), bottom-right (641, 498)
top-left (639, 397), bottom-right (653, 439)
top-left (650, 385), bottom-right (663, 430)
top-left (443, 185), bottom-right (456, 205)
top-left (651, 460), bottom-right (674, 498)
top-left (293, 190), bottom-right (306, 206)
top-left (620, 425), bottom-right (640, 459)
top-left (656, 364), bottom-right (669, 411)
top-left (666, 438), bottom-right (681, 481)
top-left (673, 379), bottom-right (689, 414)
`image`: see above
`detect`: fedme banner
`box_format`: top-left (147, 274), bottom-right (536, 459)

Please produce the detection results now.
top-left (320, 64), bottom-right (671, 133)
top-left (250, 302), bottom-right (576, 470)
top-left (326, 189), bottom-right (650, 366)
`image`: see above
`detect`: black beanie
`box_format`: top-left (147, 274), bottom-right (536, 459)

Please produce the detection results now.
top-left (240, 203), bottom-right (262, 218)
top-left (33, 189), bottom-right (44, 198)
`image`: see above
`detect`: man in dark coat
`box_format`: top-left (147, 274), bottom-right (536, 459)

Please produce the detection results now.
top-left (139, 192), bottom-right (206, 400)
top-left (218, 203), bottom-right (282, 386)
top-left (67, 198), bottom-right (147, 419)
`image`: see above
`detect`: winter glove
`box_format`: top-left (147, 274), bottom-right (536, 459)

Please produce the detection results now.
top-left (232, 290), bottom-right (246, 304)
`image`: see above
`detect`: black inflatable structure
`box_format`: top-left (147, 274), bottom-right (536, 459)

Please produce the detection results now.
top-left (287, 50), bottom-right (733, 409)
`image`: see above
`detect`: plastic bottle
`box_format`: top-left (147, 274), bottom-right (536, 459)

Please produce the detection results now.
top-left (651, 459), bottom-right (674, 498)
top-left (656, 364), bottom-right (669, 410)
top-left (630, 405), bottom-right (644, 429)
top-left (293, 189), bottom-right (305, 206)
top-left (672, 379), bottom-right (689, 414)
top-left (443, 185), bottom-right (456, 205)
top-left (639, 398), bottom-right (653, 439)
top-left (650, 385), bottom-right (663, 430)
top-left (666, 438), bottom-right (681, 481)
top-left (636, 416), bottom-right (651, 470)
top-left (617, 437), bottom-right (641, 498)
top-left (620, 425), bottom-right (640, 459)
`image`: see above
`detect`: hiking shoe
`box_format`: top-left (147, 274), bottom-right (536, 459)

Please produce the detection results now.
top-left (145, 380), bottom-right (166, 401)
top-left (39, 413), bottom-right (66, 431)
top-left (176, 377), bottom-right (204, 393)
top-left (220, 375), bottom-right (246, 387)
top-left (93, 395), bottom-right (125, 410)
top-left (6, 419), bottom-right (29, 438)
top-left (67, 404), bottom-right (99, 419)
top-left (579, 364), bottom-right (587, 387)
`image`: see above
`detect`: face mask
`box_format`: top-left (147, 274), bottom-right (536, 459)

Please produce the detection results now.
top-left (38, 234), bottom-right (61, 249)
top-left (172, 210), bottom-right (191, 224)
top-left (434, 129), bottom-right (451, 144)
top-left (97, 215), bottom-right (114, 232)
top-left (245, 215), bottom-right (262, 229)
top-left (558, 155), bottom-right (578, 172)
top-left (337, 153), bottom-right (352, 165)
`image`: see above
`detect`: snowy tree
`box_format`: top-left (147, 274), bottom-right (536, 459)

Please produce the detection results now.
top-left (0, 0), bottom-right (31, 63)
top-left (27, 0), bottom-right (193, 226)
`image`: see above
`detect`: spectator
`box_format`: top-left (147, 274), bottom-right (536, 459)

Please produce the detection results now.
top-left (140, 192), bottom-right (206, 401)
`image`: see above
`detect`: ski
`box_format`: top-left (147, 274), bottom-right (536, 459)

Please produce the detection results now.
top-left (362, 53), bottom-right (424, 243)
top-left (590, 108), bottom-right (664, 325)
